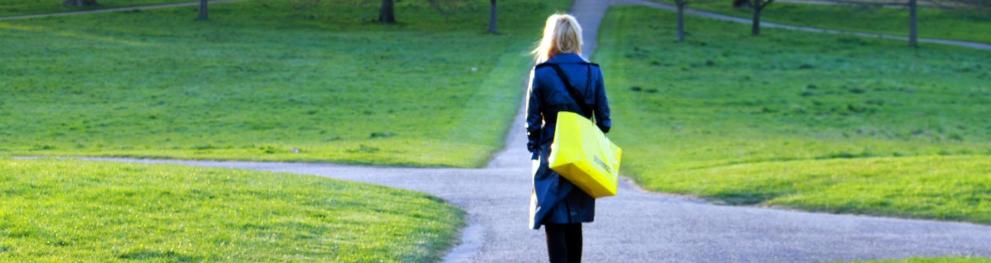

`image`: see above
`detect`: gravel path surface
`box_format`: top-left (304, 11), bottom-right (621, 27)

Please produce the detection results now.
top-left (71, 0), bottom-right (991, 262)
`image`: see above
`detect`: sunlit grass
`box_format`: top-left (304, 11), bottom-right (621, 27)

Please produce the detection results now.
top-left (0, 0), bottom-right (571, 167)
top-left (659, 156), bottom-right (991, 222)
top-left (0, 158), bottom-right (463, 261)
top-left (598, 7), bottom-right (991, 223)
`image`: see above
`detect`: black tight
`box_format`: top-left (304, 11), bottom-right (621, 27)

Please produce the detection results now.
top-left (544, 223), bottom-right (583, 263)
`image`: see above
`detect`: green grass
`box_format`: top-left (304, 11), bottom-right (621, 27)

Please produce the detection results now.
top-left (0, 0), bottom-right (192, 17)
top-left (0, 158), bottom-right (463, 261)
top-left (598, 7), bottom-right (991, 223)
top-left (661, 156), bottom-right (991, 222)
top-left (656, 0), bottom-right (991, 43)
top-left (851, 257), bottom-right (991, 263)
top-left (0, 0), bottom-right (571, 167)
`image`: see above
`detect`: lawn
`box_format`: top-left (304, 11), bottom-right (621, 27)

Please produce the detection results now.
top-left (0, 0), bottom-right (570, 167)
top-left (0, 158), bottom-right (463, 261)
top-left (598, 7), bottom-right (991, 223)
top-left (0, 0), bottom-right (192, 17)
top-left (655, 0), bottom-right (991, 43)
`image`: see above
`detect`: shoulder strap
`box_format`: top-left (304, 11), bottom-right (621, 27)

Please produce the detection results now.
top-left (541, 63), bottom-right (593, 117)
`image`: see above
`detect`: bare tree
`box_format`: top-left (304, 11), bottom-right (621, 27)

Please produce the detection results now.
top-left (63, 0), bottom-right (97, 6)
top-left (379, 0), bottom-right (396, 23)
top-left (749, 0), bottom-right (774, 36)
top-left (675, 0), bottom-right (689, 41)
top-left (908, 0), bottom-right (918, 47)
top-left (488, 0), bottom-right (498, 33)
top-left (198, 0), bottom-right (208, 20)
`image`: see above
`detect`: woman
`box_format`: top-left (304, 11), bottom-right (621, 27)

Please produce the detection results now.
top-left (525, 13), bottom-right (611, 263)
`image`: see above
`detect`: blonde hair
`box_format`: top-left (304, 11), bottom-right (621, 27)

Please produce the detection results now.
top-left (532, 13), bottom-right (583, 64)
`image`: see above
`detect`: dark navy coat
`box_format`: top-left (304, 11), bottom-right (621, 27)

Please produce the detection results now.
top-left (525, 53), bottom-right (611, 229)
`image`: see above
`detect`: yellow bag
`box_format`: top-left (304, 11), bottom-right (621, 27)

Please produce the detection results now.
top-left (548, 111), bottom-right (622, 198)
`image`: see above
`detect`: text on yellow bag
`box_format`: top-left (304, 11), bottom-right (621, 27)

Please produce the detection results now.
top-left (548, 111), bottom-right (622, 198)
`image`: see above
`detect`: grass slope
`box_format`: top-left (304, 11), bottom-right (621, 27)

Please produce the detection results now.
top-left (598, 7), bottom-right (991, 223)
top-left (0, 159), bottom-right (463, 261)
top-left (0, 0), bottom-right (191, 17)
top-left (656, 0), bottom-right (991, 43)
top-left (0, 0), bottom-right (570, 167)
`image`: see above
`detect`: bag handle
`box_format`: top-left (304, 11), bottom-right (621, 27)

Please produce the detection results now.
top-left (547, 63), bottom-right (593, 118)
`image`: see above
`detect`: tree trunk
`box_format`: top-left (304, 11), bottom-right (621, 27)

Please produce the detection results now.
top-left (751, 0), bottom-right (762, 36)
top-left (63, 0), bottom-right (97, 6)
top-left (488, 0), bottom-right (498, 33)
top-left (379, 0), bottom-right (396, 24)
top-left (676, 0), bottom-right (686, 42)
top-left (908, 0), bottom-right (918, 47)
top-left (198, 0), bottom-right (208, 20)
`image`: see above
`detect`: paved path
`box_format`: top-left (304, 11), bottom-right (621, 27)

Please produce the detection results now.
top-left (0, 0), bottom-right (239, 21)
top-left (74, 0), bottom-right (991, 262)
top-left (621, 0), bottom-right (991, 50)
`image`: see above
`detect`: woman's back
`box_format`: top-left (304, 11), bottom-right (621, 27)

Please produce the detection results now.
top-left (528, 53), bottom-right (611, 149)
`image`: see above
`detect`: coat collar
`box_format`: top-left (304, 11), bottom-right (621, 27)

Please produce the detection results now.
top-left (546, 53), bottom-right (588, 64)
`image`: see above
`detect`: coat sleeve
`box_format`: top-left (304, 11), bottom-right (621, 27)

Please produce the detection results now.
top-left (593, 67), bottom-right (612, 133)
top-left (525, 68), bottom-right (542, 159)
